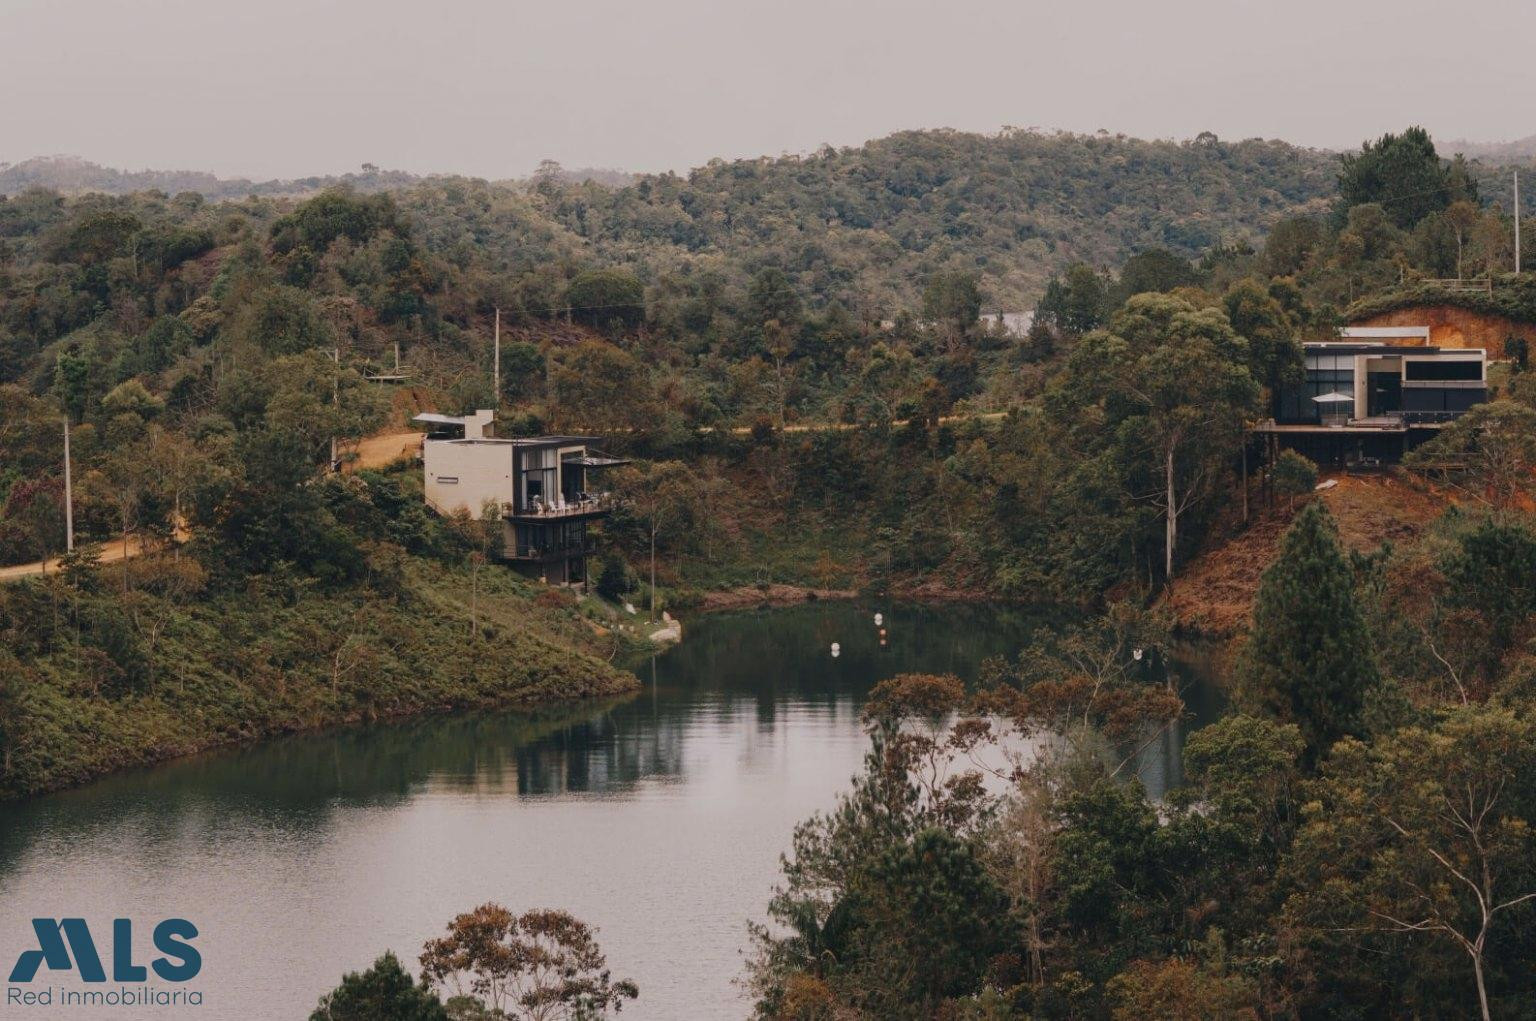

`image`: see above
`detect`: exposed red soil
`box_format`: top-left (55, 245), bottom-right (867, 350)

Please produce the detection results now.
top-left (1165, 471), bottom-right (1449, 639)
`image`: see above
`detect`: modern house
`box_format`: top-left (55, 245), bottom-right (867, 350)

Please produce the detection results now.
top-left (1255, 337), bottom-right (1487, 466)
top-left (415, 411), bottom-right (628, 585)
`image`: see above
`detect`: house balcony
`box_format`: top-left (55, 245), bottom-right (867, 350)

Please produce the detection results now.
top-left (502, 492), bottom-right (614, 522)
top-left (505, 539), bottom-right (599, 563)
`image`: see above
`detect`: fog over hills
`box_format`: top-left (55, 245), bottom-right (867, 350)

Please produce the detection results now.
top-left (0, 155), bottom-right (633, 198)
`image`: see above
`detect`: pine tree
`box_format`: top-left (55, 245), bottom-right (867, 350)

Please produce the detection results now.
top-left (309, 952), bottom-right (447, 1021)
top-left (1238, 502), bottom-right (1378, 761)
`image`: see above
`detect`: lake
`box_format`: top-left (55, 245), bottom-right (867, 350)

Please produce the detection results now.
top-left (0, 600), bottom-right (1222, 1019)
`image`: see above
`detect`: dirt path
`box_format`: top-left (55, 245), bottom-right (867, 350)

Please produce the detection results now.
top-left (0, 534), bottom-right (154, 582)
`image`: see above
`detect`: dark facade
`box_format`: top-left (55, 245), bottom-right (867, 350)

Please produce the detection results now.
top-left (502, 438), bottom-right (623, 585)
top-left (1273, 344), bottom-right (1486, 425)
top-left (1261, 343), bottom-right (1487, 467)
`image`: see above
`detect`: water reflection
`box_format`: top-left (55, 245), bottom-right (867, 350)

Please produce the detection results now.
top-left (0, 600), bottom-right (1222, 1021)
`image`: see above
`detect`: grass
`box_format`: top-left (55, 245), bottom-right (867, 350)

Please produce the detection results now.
top-left (0, 552), bottom-right (641, 800)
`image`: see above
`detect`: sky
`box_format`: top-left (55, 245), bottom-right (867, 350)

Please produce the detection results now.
top-left (5, 0), bottom-right (1536, 181)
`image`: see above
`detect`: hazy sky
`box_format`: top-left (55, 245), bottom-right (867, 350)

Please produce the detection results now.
top-left (5, 0), bottom-right (1535, 180)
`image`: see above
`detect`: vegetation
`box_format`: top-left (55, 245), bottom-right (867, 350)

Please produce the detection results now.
top-left (1237, 502), bottom-right (1380, 760)
top-left (312, 904), bottom-right (636, 1021)
top-left (751, 508), bottom-right (1536, 1018)
top-left (4, 120), bottom-right (1536, 1018)
top-left (0, 467), bottom-right (637, 798)
top-left (310, 953), bottom-right (448, 1021)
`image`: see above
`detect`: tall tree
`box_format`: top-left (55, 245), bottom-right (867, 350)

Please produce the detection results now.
top-left (1237, 502), bottom-right (1379, 761)
top-left (419, 904), bottom-right (637, 1020)
top-left (1336, 127), bottom-right (1453, 230)
top-left (1064, 294), bottom-right (1260, 579)
top-left (1285, 707), bottom-right (1536, 1021)
top-left (920, 269), bottom-right (982, 348)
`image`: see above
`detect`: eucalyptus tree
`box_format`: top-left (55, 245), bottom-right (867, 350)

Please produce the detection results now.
top-left (1060, 294), bottom-right (1260, 580)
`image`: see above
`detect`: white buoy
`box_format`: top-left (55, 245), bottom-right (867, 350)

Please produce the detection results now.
top-left (874, 613), bottom-right (883, 626)
top-left (831, 642), bottom-right (841, 658)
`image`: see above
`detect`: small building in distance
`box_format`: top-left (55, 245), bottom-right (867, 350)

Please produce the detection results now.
top-left (415, 411), bottom-right (628, 585)
top-left (1255, 333), bottom-right (1486, 467)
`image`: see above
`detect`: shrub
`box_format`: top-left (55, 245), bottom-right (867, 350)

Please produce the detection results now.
top-left (1272, 450), bottom-right (1318, 510)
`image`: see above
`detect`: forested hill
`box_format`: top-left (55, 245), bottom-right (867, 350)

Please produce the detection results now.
top-left (4, 131), bottom-right (1340, 309)
top-left (547, 130), bottom-right (1338, 308)
top-left (0, 156), bottom-right (631, 202)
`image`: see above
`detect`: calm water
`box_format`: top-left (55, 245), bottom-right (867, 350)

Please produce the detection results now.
top-left (0, 601), bottom-right (1221, 1020)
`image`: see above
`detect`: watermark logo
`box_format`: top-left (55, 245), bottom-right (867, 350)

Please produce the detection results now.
top-left (7, 918), bottom-right (203, 1010)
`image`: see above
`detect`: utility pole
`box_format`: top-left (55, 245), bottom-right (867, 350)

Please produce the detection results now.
top-left (62, 415), bottom-right (74, 553)
top-left (1516, 170), bottom-right (1523, 275)
top-left (330, 347), bottom-right (339, 471)
top-left (493, 306), bottom-right (501, 404)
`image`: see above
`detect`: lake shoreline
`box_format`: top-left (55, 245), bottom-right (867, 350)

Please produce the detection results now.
top-left (0, 667), bottom-right (642, 806)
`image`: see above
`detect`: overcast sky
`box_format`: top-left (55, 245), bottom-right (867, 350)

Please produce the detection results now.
top-left (5, 0), bottom-right (1535, 180)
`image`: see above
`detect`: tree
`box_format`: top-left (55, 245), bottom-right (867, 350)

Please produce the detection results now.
top-left (1336, 127), bottom-right (1453, 230)
top-left (920, 269), bottom-right (982, 348)
top-left (1065, 294), bottom-right (1261, 579)
top-left (263, 350), bottom-right (390, 468)
top-left (746, 268), bottom-right (802, 334)
top-left (1222, 278), bottom-right (1302, 397)
top-left (749, 674), bottom-right (1009, 1017)
top-left (229, 286), bottom-right (335, 357)
top-left (498, 342), bottom-right (547, 402)
top-left (565, 269), bottom-right (644, 332)
top-left (1406, 401), bottom-right (1536, 517)
top-left (1271, 450), bottom-right (1318, 511)
top-left (611, 461), bottom-right (700, 621)
top-left (1116, 248), bottom-right (1197, 298)
top-left (1261, 216), bottom-right (1323, 277)
top-left (763, 319), bottom-right (796, 433)
top-left (1441, 520), bottom-right (1536, 659)
top-left (548, 341), bottom-right (654, 434)
top-left (1443, 200), bottom-right (1481, 280)
top-left (1036, 263), bottom-right (1109, 335)
top-left (310, 952), bottom-right (448, 1021)
top-left (1236, 502), bottom-right (1379, 761)
top-left (595, 551), bottom-right (630, 602)
top-left (448, 500), bottom-right (504, 637)
top-left (418, 904), bottom-right (637, 1020)
top-left (1107, 957), bottom-right (1261, 1021)
top-left (100, 379), bottom-right (164, 420)
top-left (1286, 707), bottom-right (1536, 1021)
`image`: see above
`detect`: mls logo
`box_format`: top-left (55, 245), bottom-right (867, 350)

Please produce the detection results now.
top-left (8, 918), bottom-right (201, 983)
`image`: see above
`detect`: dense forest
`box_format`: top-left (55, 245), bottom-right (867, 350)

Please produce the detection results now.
top-left (3, 125), bottom-right (1536, 1018)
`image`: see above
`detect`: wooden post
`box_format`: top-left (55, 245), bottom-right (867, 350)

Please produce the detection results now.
top-left (1240, 437), bottom-right (1249, 524)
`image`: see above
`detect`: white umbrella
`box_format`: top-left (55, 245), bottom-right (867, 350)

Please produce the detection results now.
top-left (1312, 391), bottom-right (1355, 404)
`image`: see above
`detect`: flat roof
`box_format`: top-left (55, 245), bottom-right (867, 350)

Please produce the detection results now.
top-left (1340, 326), bottom-right (1432, 340)
top-left (422, 434), bottom-right (599, 447)
top-left (1254, 421), bottom-right (1448, 434)
top-left (1305, 343), bottom-right (1484, 357)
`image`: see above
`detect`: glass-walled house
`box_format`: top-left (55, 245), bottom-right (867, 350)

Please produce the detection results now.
top-left (1259, 341), bottom-right (1487, 466)
top-left (415, 412), bottom-right (628, 585)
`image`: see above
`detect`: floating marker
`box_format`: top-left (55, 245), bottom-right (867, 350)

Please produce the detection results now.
top-left (874, 613), bottom-right (883, 626)
top-left (831, 642), bottom-right (841, 658)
